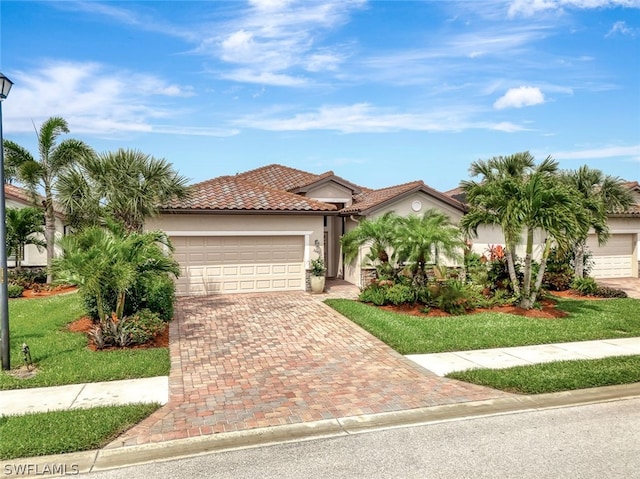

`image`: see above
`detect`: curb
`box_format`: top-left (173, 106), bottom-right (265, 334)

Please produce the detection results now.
top-left (2, 382), bottom-right (639, 477)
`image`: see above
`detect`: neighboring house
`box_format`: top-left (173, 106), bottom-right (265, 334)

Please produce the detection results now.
top-left (444, 181), bottom-right (640, 279)
top-left (147, 164), bottom-right (466, 296)
top-left (4, 183), bottom-right (66, 269)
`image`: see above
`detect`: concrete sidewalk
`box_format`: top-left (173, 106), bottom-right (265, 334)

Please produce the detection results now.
top-left (407, 337), bottom-right (640, 376)
top-left (0, 376), bottom-right (168, 416)
top-left (2, 338), bottom-right (639, 417)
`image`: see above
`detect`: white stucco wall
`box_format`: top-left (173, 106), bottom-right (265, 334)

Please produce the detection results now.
top-left (5, 197), bottom-right (64, 268)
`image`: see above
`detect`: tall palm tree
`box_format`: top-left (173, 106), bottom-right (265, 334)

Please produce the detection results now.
top-left (5, 207), bottom-right (46, 272)
top-left (341, 211), bottom-right (401, 268)
top-left (461, 152), bottom-right (583, 309)
top-left (560, 166), bottom-right (633, 278)
top-left (393, 209), bottom-right (464, 285)
top-left (52, 222), bottom-right (180, 322)
top-left (3, 117), bottom-right (94, 282)
top-left (57, 148), bottom-right (190, 232)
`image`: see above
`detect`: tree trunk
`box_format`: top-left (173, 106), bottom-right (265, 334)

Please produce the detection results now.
top-left (522, 229), bottom-right (534, 303)
top-left (573, 240), bottom-right (586, 278)
top-left (529, 239), bottom-right (552, 307)
top-left (44, 190), bottom-right (56, 284)
top-left (505, 244), bottom-right (520, 297)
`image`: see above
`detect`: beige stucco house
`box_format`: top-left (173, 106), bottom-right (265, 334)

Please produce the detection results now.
top-left (445, 181), bottom-right (640, 279)
top-left (146, 164), bottom-right (466, 296)
top-left (4, 183), bottom-right (66, 269)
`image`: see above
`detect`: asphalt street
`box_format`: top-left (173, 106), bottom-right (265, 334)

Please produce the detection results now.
top-left (77, 397), bottom-right (640, 479)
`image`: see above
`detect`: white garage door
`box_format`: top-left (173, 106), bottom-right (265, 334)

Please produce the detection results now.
top-left (171, 236), bottom-right (305, 296)
top-left (587, 234), bottom-right (633, 278)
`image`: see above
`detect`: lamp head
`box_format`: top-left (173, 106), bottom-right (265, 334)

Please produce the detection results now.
top-left (0, 72), bottom-right (13, 100)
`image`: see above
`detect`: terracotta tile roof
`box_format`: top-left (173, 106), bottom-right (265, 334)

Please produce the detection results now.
top-left (443, 186), bottom-right (466, 203)
top-left (341, 180), bottom-right (466, 214)
top-left (4, 183), bottom-right (66, 217)
top-left (163, 176), bottom-right (337, 212)
top-left (235, 164), bottom-right (328, 192)
top-left (4, 183), bottom-right (37, 204)
top-left (610, 181), bottom-right (640, 216)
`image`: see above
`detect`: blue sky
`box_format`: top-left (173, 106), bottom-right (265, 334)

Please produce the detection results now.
top-left (1, 0), bottom-right (639, 191)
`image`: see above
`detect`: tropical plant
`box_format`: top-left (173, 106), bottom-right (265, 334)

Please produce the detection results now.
top-left (570, 277), bottom-right (599, 296)
top-left (52, 222), bottom-right (180, 322)
top-left (560, 166), bottom-right (633, 278)
top-left (461, 152), bottom-right (585, 309)
top-left (393, 209), bottom-right (464, 287)
top-left (5, 207), bottom-right (45, 272)
top-left (341, 211), bottom-right (401, 267)
top-left (3, 116), bottom-right (94, 282)
top-left (310, 256), bottom-right (326, 276)
top-left (57, 148), bottom-right (190, 232)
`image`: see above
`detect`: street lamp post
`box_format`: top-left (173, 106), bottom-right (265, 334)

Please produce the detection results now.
top-left (0, 72), bottom-right (14, 370)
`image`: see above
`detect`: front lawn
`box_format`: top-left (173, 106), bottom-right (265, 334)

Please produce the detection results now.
top-left (325, 297), bottom-right (640, 355)
top-left (0, 403), bottom-right (160, 460)
top-left (0, 294), bottom-right (170, 390)
top-left (447, 355), bottom-right (640, 394)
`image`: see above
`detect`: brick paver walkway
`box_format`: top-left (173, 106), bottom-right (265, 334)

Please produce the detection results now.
top-left (109, 291), bottom-right (510, 447)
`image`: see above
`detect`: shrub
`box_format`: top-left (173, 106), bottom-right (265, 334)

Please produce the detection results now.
top-left (542, 248), bottom-right (574, 291)
top-left (83, 273), bottom-right (176, 322)
top-left (594, 287), bottom-right (628, 298)
top-left (436, 279), bottom-right (474, 315)
top-left (571, 277), bottom-right (598, 296)
top-left (7, 283), bottom-right (24, 298)
top-left (384, 283), bottom-right (416, 305)
top-left (359, 283), bottom-right (388, 306)
top-left (88, 309), bottom-right (165, 349)
top-left (8, 268), bottom-right (47, 289)
top-left (416, 285), bottom-right (433, 305)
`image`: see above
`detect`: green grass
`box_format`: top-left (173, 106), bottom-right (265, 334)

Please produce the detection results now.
top-left (0, 403), bottom-right (160, 460)
top-left (447, 355), bottom-right (640, 394)
top-left (325, 297), bottom-right (640, 355)
top-left (0, 293), bottom-right (170, 390)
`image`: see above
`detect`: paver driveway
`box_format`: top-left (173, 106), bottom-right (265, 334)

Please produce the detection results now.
top-left (110, 292), bottom-right (510, 447)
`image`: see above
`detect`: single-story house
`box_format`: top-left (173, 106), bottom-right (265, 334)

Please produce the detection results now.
top-left (444, 181), bottom-right (640, 279)
top-left (146, 164), bottom-right (466, 296)
top-left (4, 183), bottom-right (66, 269)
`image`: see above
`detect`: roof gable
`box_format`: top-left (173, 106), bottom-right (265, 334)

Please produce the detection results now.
top-left (342, 181), bottom-right (466, 215)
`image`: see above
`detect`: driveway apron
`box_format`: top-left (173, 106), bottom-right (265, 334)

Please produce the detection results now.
top-left (109, 292), bottom-right (510, 447)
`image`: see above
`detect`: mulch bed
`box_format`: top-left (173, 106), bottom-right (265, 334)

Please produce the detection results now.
top-left (21, 285), bottom-right (78, 298)
top-left (67, 317), bottom-right (170, 351)
top-left (379, 289), bottom-right (602, 320)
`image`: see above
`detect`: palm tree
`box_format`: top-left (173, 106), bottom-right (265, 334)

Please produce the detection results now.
top-left (341, 211), bottom-right (401, 270)
top-left (393, 209), bottom-right (464, 285)
top-left (3, 117), bottom-right (94, 282)
top-left (57, 148), bottom-right (190, 233)
top-left (560, 166), bottom-right (633, 278)
top-left (461, 152), bottom-right (583, 309)
top-left (5, 207), bottom-right (45, 272)
top-left (52, 222), bottom-right (180, 322)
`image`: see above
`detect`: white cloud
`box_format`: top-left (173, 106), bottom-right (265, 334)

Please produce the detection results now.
top-left (606, 21), bottom-right (638, 37)
top-left (235, 103), bottom-right (526, 133)
top-left (2, 61), bottom-right (235, 138)
top-left (508, 0), bottom-right (640, 17)
top-left (200, 0), bottom-right (366, 86)
top-left (552, 145), bottom-right (640, 160)
top-left (494, 86), bottom-right (545, 109)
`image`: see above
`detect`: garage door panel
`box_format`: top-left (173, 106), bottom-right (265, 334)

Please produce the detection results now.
top-left (172, 235), bottom-right (305, 295)
top-left (587, 234), bottom-right (633, 278)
